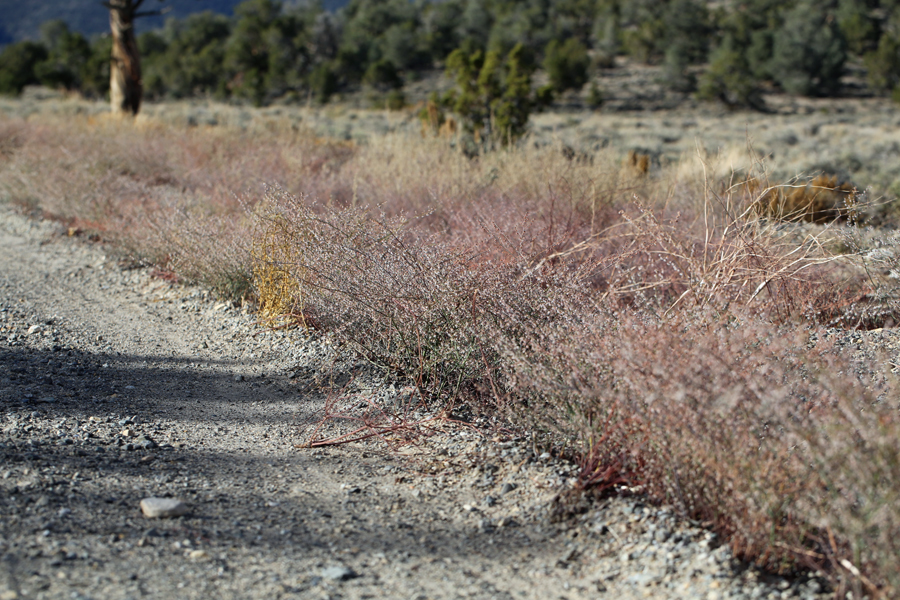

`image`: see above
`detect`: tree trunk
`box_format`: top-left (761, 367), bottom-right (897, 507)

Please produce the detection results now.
top-left (108, 0), bottom-right (142, 116)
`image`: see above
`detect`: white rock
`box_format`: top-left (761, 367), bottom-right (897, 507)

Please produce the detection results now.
top-left (140, 498), bottom-right (189, 518)
top-left (321, 566), bottom-right (355, 581)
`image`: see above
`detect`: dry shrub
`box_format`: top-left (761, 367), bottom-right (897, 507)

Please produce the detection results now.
top-left (625, 149), bottom-right (651, 177)
top-left (248, 172), bottom-right (899, 591)
top-left (251, 210), bottom-right (307, 327)
top-left (743, 174), bottom-right (858, 223)
top-left (250, 189), bottom-right (598, 403)
top-left (498, 304), bottom-right (899, 595)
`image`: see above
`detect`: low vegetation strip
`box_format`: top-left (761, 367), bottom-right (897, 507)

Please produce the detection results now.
top-left (1, 108), bottom-right (899, 596)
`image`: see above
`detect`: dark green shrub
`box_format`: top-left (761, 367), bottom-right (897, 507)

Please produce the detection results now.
top-left (363, 59), bottom-right (402, 90)
top-left (662, 42), bottom-right (696, 93)
top-left (587, 82), bottom-right (604, 108)
top-left (865, 32), bottom-right (900, 93)
top-left (543, 39), bottom-right (589, 93)
top-left (493, 44), bottom-right (534, 141)
top-left (837, 0), bottom-right (878, 55)
top-left (618, 0), bottom-right (666, 63)
top-left (697, 44), bottom-right (765, 108)
top-left (385, 88), bottom-right (405, 110)
top-left (621, 19), bottom-right (664, 64)
top-left (536, 84), bottom-right (554, 107)
top-left (770, 0), bottom-right (847, 96)
top-left (662, 0), bottom-right (710, 64)
top-left (0, 41), bottom-right (48, 95)
top-left (79, 36), bottom-right (112, 99)
top-left (309, 62), bottom-right (338, 104)
top-left (33, 20), bottom-right (92, 91)
top-left (444, 42), bottom-right (537, 145)
top-left (591, 10), bottom-right (619, 69)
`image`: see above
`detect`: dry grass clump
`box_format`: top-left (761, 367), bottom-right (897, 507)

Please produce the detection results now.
top-left (740, 174), bottom-right (859, 223)
top-left (624, 149), bottom-right (650, 177)
top-left (1, 108), bottom-right (899, 594)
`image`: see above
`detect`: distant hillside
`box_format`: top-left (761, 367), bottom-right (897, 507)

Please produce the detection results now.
top-left (0, 0), bottom-right (349, 45)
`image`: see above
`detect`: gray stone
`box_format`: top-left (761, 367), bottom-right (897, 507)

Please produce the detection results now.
top-left (500, 482), bottom-right (517, 494)
top-left (320, 566), bottom-right (355, 581)
top-left (140, 498), bottom-right (189, 518)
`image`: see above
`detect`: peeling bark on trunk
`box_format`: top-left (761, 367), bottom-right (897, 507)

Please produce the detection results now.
top-left (108, 0), bottom-right (142, 116)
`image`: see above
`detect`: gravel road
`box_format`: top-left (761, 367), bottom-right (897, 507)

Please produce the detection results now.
top-left (0, 206), bottom-right (828, 600)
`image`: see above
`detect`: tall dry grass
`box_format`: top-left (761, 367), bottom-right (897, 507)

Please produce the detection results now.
top-left (1, 110), bottom-right (899, 595)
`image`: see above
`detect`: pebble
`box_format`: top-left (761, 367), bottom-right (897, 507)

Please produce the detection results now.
top-left (320, 566), bottom-right (356, 581)
top-left (140, 498), bottom-right (189, 518)
top-left (500, 482), bottom-right (517, 494)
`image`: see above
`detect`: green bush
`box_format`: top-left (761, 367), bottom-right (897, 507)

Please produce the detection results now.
top-left (444, 42), bottom-right (537, 145)
top-left (587, 82), bottom-right (604, 108)
top-left (362, 59), bottom-right (402, 91)
top-left (662, 0), bottom-right (710, 65)
top-left (770, 0), bottom-right (847, 96)
top-left (140, 12), bottom-right (231, 100)
top-left (0, 41), bottom-right (48, 95)
top-left (837, 0), bottom-right (878, 55)
top-left (543, 39), bottom-right (589, 93)
top-left (662, 42), bottom-right (696, 93)
top-left (591, 9), bottom-right (619, 69)
top-left (309, 62), bottom-right (338, 104)
top-left (865, 32), bottom-right (900, 93)
top-left (79, 36), bottom-right (112, 99)
top-left (385, 88), bottom-right (405, 110)
top-left (697, 44), bottom-right (765, 108)
top-left (33, 20), bottom-right (92, 91)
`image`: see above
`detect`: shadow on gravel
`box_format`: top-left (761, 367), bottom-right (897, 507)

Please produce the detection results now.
top-left (2, 449), bottom-right (520, 557)
top-left (3, 344), bottom-right (526, 568)
top-left (0, 343), bottom-right (318, 427)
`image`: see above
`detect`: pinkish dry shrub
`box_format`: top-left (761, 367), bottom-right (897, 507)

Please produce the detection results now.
top-left (495, 303), bottom-right (899, 594)
top-left (0, 115), bottom-right (357, 298)
top-left (250, 189), bottom-right (601, 404)
top-left (252, 185), bottom-right (899, 593)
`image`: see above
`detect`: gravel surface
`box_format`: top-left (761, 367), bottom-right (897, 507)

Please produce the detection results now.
top-left (0, 206), bottom-right (832, 600)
